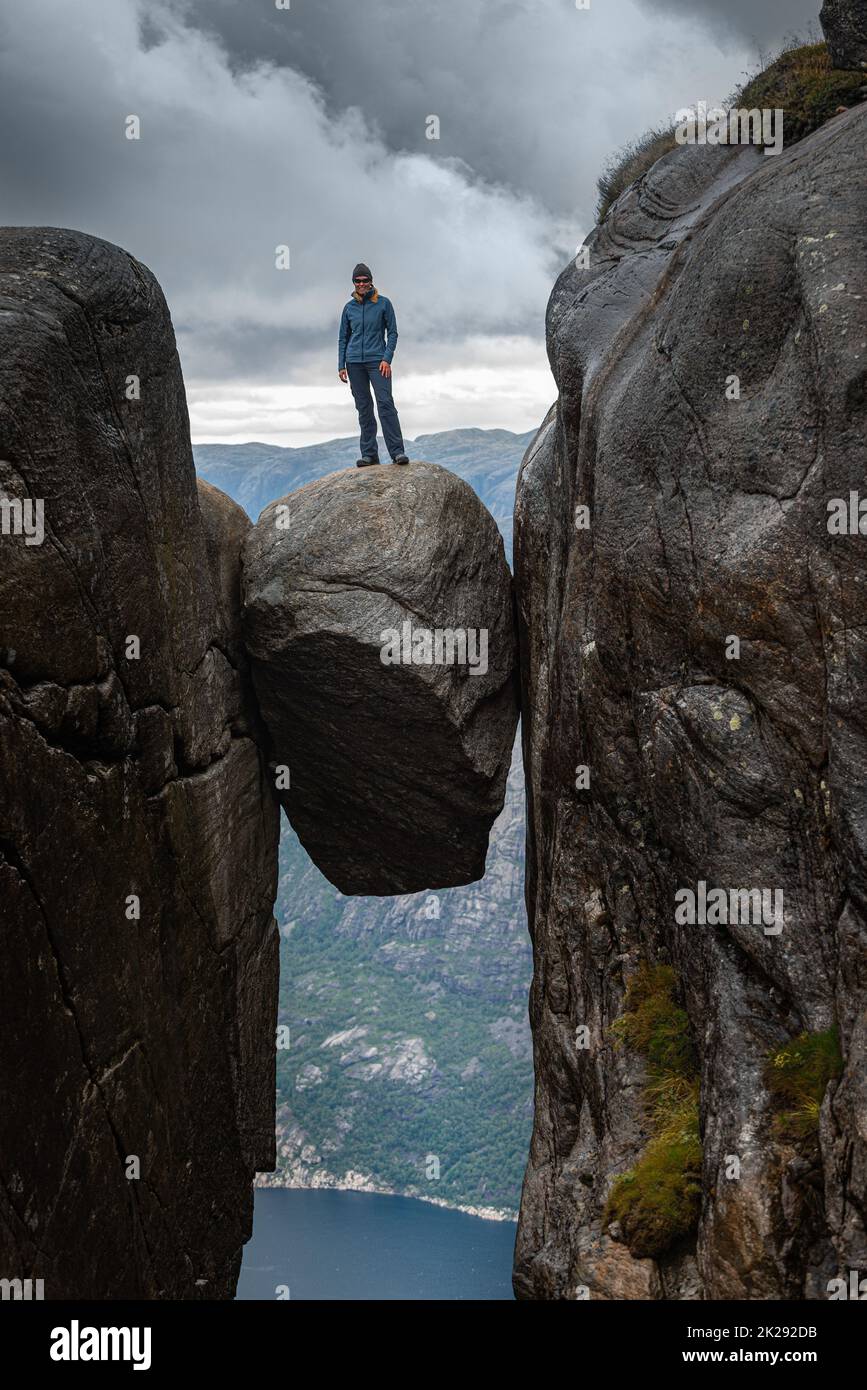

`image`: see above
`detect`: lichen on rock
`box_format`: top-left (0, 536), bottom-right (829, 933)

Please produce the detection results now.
top-left (821, 0), bottom-right (867, 69)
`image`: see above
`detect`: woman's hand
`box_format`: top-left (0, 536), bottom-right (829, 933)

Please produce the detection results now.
top-left (379, 360), bottom-right (391, 378)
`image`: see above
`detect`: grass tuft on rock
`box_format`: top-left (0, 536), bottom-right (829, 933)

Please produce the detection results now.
top-left (730, 42), bottom-right (865, 146)
top-left (595, 126), bottom-right (679, 224)
top-left (604, 1094), bottom-right (702, 1259)
top-left (594, 41), bottom-right (865, 225)
top-left (610, 963), bottom-right (696, 1078)
top-left (765, 1026), bottom-right (843, 1140)
top-left (605, 964), bottom-right (702, 1258)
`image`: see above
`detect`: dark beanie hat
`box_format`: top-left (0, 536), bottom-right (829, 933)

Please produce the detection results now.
top-left (352, 262), bottom-right (372, 281)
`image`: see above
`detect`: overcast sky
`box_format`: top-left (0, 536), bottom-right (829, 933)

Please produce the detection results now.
top-left (0, 0), bottom-right (820, 444)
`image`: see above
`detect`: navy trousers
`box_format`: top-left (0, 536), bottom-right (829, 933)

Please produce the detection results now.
top-left (347, 360), bottom-right (405, 460)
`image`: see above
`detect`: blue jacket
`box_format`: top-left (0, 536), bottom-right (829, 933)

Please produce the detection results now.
top-left (338, 287), bottom-right (398, 369)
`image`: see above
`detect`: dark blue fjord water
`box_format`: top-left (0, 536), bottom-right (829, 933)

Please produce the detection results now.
top-left (236, 1189), bottom-right (517, 1300)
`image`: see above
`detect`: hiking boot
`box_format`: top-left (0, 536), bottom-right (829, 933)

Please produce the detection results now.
top-left (392, 454), bottom-right (409, 465)
top-left (356, 457), bottom-right (380, 467)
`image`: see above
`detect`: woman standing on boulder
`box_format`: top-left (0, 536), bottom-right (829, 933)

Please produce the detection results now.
top-left (338, 263), bottom-right (410, 467)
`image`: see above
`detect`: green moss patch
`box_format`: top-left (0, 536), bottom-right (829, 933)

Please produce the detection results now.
top-left (605, 964), bottom-right (702, 1259)
top-left (610, 963), bottom-right (696, 1078)
top-left (595, 126), bottom-right (679, 224)
top-left (594, 42), bottom-right (865, 226)
top-left (605, 1094), bottom-right (702, 1259)
top-left (732, 42), bottom-right (865, 146)
top-left (765, 1026), bottom-right (843, 1140)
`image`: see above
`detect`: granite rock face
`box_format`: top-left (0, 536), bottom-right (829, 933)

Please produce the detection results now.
top-left (821, 0), bottom-right (867, 68)
top-left (0, 228), bottom-right (280, 1299)
top-left (514, 109), bottom-right (867, 1299)
top-left (242, 461), bottom-right (519, 895)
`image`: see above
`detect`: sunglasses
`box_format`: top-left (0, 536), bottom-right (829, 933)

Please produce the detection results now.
top-left (353, 277), bottom-right (371, 285)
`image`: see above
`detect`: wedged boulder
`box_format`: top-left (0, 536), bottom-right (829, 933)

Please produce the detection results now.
top-left (0, 228), bottom-right (279, 1299)
top-left (821, 0), bottom-right (867, 68)
top-left (242, 461), bottom-right (519, 895)
top-left (514, 108), bottom-right (867, 1299)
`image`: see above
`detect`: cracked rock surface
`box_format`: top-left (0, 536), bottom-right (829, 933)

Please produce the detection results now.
top-left (242, 461), bottom-right (519, 895)
top-left (513, 111), bottom-right (867, 1299)
top-left (0, 228), bottom-right (279, 1299)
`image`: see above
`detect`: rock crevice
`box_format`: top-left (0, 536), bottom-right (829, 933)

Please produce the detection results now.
top-left (0, 229), bottom-right (518, 1297)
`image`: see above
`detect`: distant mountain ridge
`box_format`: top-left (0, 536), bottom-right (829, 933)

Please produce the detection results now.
top-left (194, 426), bottom-right (535, 560)
top-left (259, 740), bottom-right (532, 1216)
top-left (195, 426), bottom-right (533, 1216)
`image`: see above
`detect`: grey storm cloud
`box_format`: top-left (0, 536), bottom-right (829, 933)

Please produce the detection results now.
top-left (171, 0), bottom-right (823, 213)
top-left (0, 0), bottom-right (565, 384)
top-left (634, 0), bottom-right (822, 50)
top-left (0, 0), bottom-right (824, 407)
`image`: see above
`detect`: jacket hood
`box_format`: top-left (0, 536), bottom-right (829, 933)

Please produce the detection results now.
top-left (352, 286), bottom-right (379, 303)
